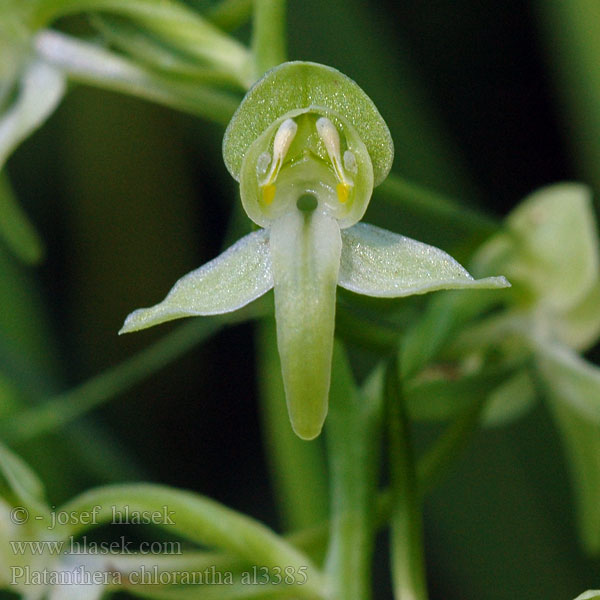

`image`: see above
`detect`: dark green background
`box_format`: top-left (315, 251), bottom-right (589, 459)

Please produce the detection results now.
top-left (3, 1), bottom-right (599, 598)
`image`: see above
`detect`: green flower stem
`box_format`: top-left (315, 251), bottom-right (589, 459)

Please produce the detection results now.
top-left (400, 289), bottom-right (505, 381)
top-left (288, 390), bottom-right (487, 563)
top-left (0, 172), bottom-right (44, 264)
top-left (257, 318), bottom-right (329, 531)
top-left (377, 174), bottom-right (499, 238)
top-left (386, 360), bottom-right (428, 600)
top-left (536, 0), bottom-right (600, 191)
top-left (208, 0), bottom-right (253, 32)
top-left (251, 0), bottom-right (287, 77)
top-left (416, 396), bottom-right (485, 497)
top-left (29, 0), bottom-right (252, 86)
top-left (1, 302), bottom-right (267, 443)
top-left (60, 483), bottom-right (326, 599)
top-left (284, 492), bottom-right (393, 565)
top-left (324, 346), bottom-right (384, 600)
top-left (34, 30), bottom-right (240, 126)
top-left (90, 15), bottom-right (245, 87)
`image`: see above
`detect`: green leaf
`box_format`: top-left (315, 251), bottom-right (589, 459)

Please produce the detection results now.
top-left (0, 27), bottom-right (24, 110)
top-left (120, 229), bottom-right (272, 334)
top-left (417, 395), bottom-right (485, 497)
top-left (223, 61), bottom-right (393, 186)
top-left (482, 369), bottom-right (537, 427)
top-left (0, 59), bottom-right (65, 171)
top-left (537, 343), bottom-right (600, 424)
top-left (0, 441), bottom-right (47, 511)
top-left (0, 172), bottom-right (44, 264)
top-left (339, 223), bottom-right (509, 298)
top-left (270, 209), bottom-right (341, 439)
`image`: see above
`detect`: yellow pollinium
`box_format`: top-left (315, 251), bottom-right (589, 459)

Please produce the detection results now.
top-left (337, 182), bottom-right (351, 204)
top-left (262, 184), bottom-right (276, 205)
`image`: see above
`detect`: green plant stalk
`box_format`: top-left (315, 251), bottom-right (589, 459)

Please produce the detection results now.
top-left (1, 302), bottom-right (267, 443)
top-left (60, 483), bottom-right (326, 599)
top-left (324, 345), bottom-right (384, 600)
top-left (536, 0), bottom-right (600, 193)
top-left (251, 0), bottom-right (287, 78)
top-left (377, 174), bottom-right (499, 238)
top-left (208, 0), bottom-right (253, 32)
top-left (335, 301), bottom-right (403, 354)
top-left (416, 396), bottom-right (485, 497)
top-left (386, 360), bottom-right (428, 600)
top-left (257, 318), bottom-right (329, 531)
top-left (90, 15), bottom-right (246, 87)
top-left (287, 392), bottom-right (488, 564)
top-left (0, 221), bottom-right (142, 488)
top-left (27, 0), bottom-right (252, 85)
top-left (34, 30), bottom-right (240, 126)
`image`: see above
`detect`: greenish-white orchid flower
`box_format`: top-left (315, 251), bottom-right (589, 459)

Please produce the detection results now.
top-left (120, 61), bottom-right (509, 439)
top-left (0, 443), bottom-right (108, 600)
top-left (465, 183), bottom-right (600, 553)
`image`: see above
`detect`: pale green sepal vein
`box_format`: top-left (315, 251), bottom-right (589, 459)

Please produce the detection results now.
top-left (270, 209), bottom-right (342, 440)
top-left (120, 229), bottom-right (272, 334)
top-left (338, 223), bottom-right (509, 297)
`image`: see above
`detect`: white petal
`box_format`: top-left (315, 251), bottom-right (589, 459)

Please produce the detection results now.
top-left (339, 223), bottom-right (509, 297)
top-left (120, 229), bottom-right (272, 333)
top-left (270, 209), bottom-right (342, 440)
top-left (0, 60), bottom-right (65, 170)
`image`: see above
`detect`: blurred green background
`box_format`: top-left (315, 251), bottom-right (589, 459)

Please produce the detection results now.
top-left (3, 0), bottom-right (600, 598)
